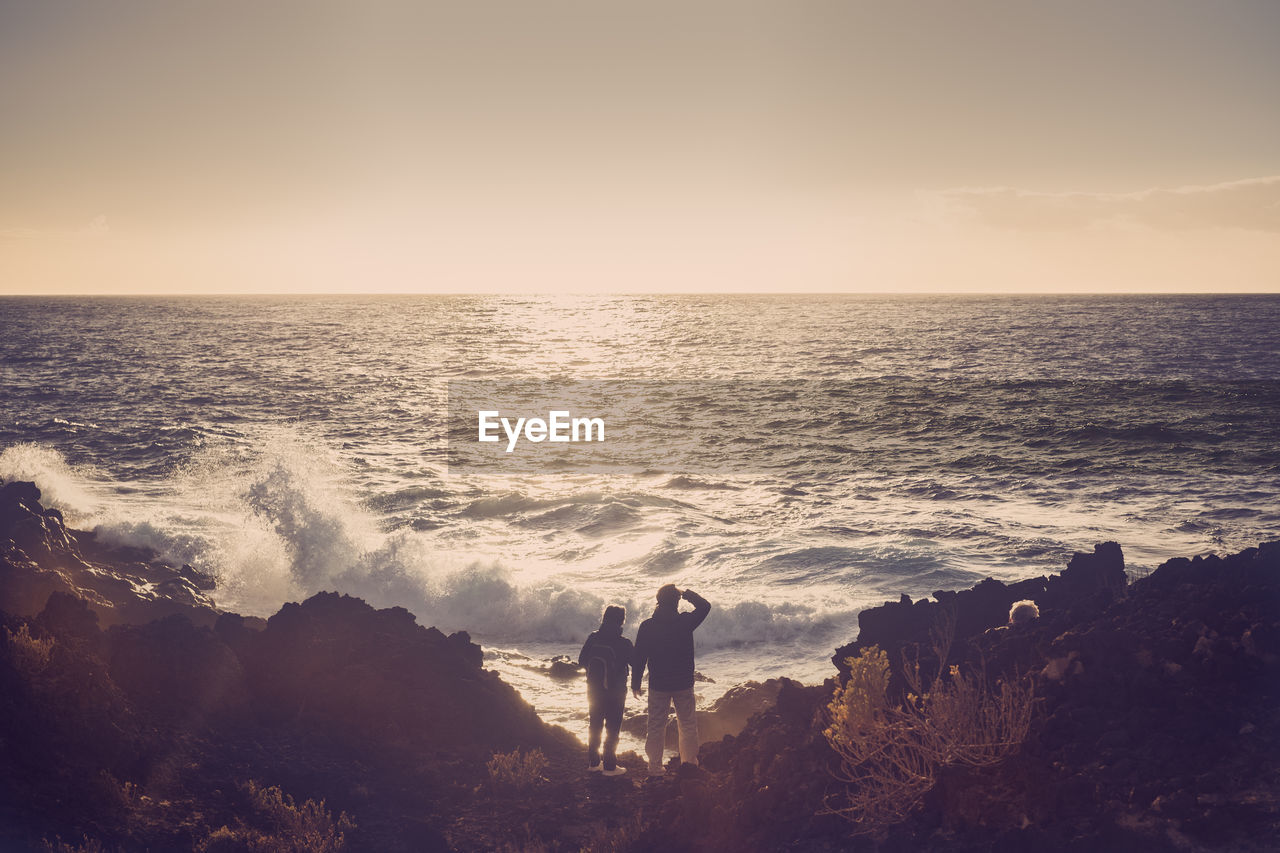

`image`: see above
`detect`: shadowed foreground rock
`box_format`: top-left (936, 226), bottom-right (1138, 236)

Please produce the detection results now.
top-left (2, 478), bottom-right (1277, 851)
top-left (0, 481), bottom-right (576, 851)
top-left (669, 541), bottom-right (1280, 851)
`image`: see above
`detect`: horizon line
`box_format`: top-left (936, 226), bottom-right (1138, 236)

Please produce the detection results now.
top-left (2, 290), bottom-right (1279, 298)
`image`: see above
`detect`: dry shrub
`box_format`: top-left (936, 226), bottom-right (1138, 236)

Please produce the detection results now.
top-left (823, 613), bottom-right (1034, 837)
top-left (487, 747), bottom-right (548, 789)
top-left (195, 781), bottom-right (355, 853)
top-left (824, 648), bottom-right (938, 832)
top-left (920, 664), bottom-right (1035, 769)
top-left (40, 837), bottom-right (107, 853)
top-left (94, 771), bottom-right (142, 812)
top-left (5, 622), bottom-right (55, 674)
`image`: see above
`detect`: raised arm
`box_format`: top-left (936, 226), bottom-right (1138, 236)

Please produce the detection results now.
top-left (682, 589), bottom-right (711, 629)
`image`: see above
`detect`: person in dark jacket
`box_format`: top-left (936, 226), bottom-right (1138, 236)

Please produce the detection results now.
top-left (577, 605), bottom-right (633, 775)
top-left (631, 584), bottom-right (711, 776)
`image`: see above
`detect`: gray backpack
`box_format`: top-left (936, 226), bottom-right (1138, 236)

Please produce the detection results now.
top-left (583, 637), bottom-right (622, 690)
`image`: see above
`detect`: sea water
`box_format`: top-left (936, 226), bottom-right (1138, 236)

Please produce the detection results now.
top-left (2, 294), bottom-right (1278, 735)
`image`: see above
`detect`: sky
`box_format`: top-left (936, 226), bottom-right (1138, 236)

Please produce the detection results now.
top-left (2, 0), bottom-right (1278, 294)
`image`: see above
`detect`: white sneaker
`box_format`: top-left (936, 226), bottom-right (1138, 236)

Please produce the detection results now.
top-left (588, 764), bottom-right (603, 773)
top-left (601, 766), bottom-right (627, 777)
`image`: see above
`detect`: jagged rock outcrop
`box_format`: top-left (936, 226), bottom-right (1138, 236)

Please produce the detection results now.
top-left (833, 541), bottom-right (1128, 683)
top-left (239, 591), bottom-right (554, 753)
top-left (662, 541), bottom-right (1280, 852)
top-left (0, 479), bottom-right (220, 628)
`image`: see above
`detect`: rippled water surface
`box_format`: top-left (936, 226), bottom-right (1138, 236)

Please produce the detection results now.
top-left (2, 294), bottom-right (1278, 731)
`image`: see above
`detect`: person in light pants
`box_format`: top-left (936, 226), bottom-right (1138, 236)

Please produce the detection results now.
top-left (631, 584), bottom-right (711, 776)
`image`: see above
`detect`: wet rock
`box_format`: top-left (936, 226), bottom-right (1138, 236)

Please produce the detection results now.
top-left (179, 563), bottom-right (217, 591)
top-left (547, 654), bottom-right (580, 679)
top-left (1, 484), bottom-right (220, 628)
top-left (0, 481), bottom-right (76, 570)
top-left (705, 679), bottom-right (785, 733)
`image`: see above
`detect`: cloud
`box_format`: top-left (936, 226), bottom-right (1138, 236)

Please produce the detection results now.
top-left (0, 215), bottom-right (110, 243)
top-left (942, 176), bottom-right (1280, 233)
top-left (0, 227), bottom-right (44, 242)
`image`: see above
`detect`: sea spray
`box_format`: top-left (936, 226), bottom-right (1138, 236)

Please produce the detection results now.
top-left (0, 443), bottom-right (102, 521)
top-left (1, 438), bottom-right (853, 653)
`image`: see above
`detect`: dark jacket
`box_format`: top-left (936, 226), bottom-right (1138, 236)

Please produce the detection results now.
top-left (578, 626), bottom-right (633, 693)
top-left (631, 590), bottom-right (710, 693)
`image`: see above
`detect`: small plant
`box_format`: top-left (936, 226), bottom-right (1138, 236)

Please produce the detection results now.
top-left (823, 610), bottom-right (1035, 837)
top-left (40, 837), bottom-right (106, 853)
top-left (5, 622), bottom-right (55, 674)
top-left (487, 747), bottom-right (548, 789)
top-left (196, 780), bottom-right (355, 853)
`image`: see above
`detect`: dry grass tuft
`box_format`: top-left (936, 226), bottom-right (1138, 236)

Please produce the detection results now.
top-left (39, 837), bottom-right (107, 853)
top-left (486, 747), bottom-right (548, 790)
top-left (5, 622), bottom-right (55, 674)
top-left (195, 780), bottom-right (355, 853)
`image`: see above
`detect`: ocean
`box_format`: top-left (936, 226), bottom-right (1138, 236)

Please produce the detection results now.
top-left (1, 294), bottom-right (1278, 735)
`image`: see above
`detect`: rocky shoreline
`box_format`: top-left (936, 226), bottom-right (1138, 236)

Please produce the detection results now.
top-left (2, 479), bottom-right (1277, 851)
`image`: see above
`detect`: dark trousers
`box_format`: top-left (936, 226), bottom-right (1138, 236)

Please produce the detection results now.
top-left (587, 686), bottom-right (625, 770)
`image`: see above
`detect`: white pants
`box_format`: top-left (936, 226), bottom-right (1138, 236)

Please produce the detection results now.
top-left (646, 687), bottom-right (699, 773)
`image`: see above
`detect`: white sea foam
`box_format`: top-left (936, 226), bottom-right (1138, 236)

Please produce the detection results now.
top-left (0, 438), bottom-right (853, 655)
top-left (0, 442), bottom-right (102, 520)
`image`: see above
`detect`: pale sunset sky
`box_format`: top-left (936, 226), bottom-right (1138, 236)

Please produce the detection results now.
top-left (2, 1), bottom-right (1277, 294)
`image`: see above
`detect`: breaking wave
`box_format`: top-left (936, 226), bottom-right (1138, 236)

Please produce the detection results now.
top-left (0, 443), bottom-right (102, 520)
top-left (0, 438), bottom-right (847, 651)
